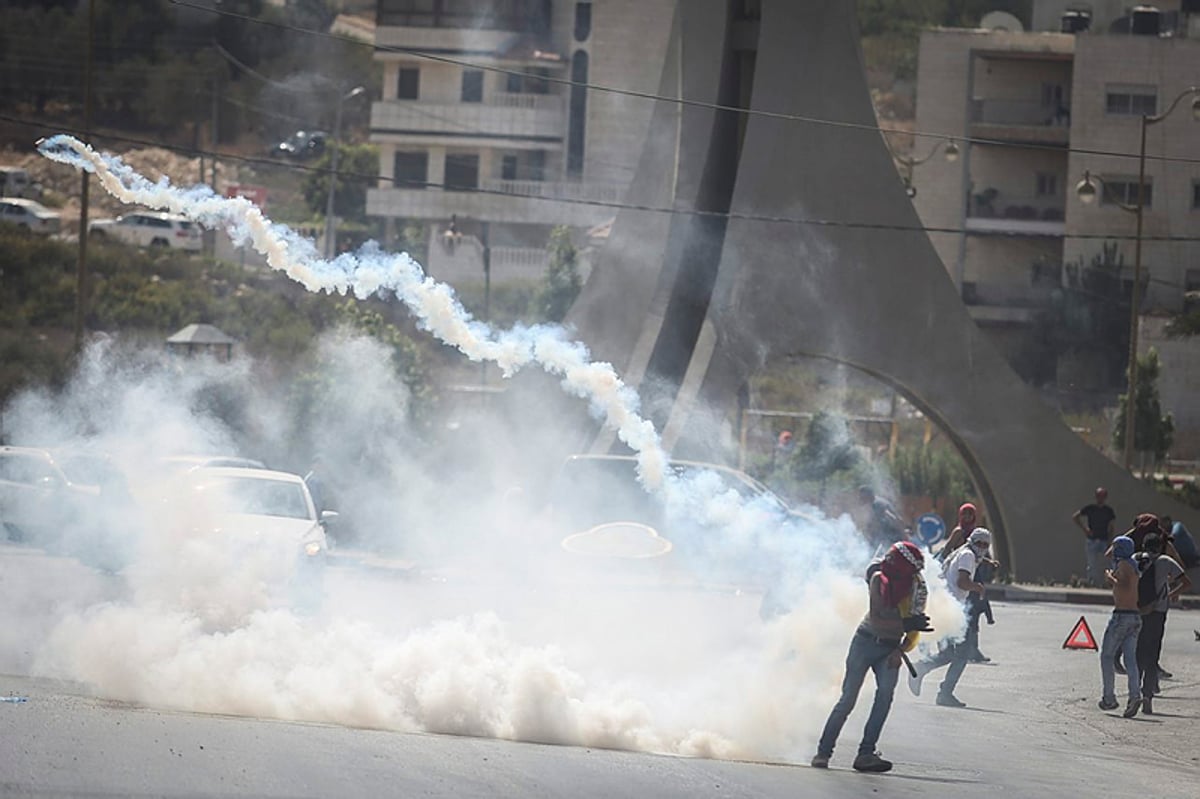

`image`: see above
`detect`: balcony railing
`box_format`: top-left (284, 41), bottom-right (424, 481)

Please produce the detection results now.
top-left (965, 190), bottom-right (1066, 235)
top-left (481, 179), bottom-right (623, 203)
top-left (368, 183), bottom-right (621, 227)
top-left (970, 99), bottom-right (1071, 128)
top-left (371, 98), bottom-right (565, 140)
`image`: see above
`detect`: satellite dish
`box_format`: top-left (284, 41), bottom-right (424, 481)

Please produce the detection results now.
top-left (980, 10), bottom-right (1025, 31)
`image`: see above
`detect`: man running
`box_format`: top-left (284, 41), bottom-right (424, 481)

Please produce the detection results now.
top-left (1098, 535), bottom-right (1142, 718)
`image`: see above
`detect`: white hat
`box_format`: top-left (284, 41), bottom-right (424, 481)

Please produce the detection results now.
top-left (968, 528), bottom-right (992, 547)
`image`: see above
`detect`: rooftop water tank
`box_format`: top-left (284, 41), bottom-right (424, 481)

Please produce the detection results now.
top-left (1061, 10), bottom-right (1092, 33)
top-left (1131, 5), bottom-right (1161, 35)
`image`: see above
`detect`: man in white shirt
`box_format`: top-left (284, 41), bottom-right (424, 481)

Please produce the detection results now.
top-left (907, 528), bottom-right (990, 707)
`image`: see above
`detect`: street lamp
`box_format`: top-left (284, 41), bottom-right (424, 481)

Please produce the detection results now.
top-left (893, 138), bottom-right (959, 198)
top-left (1075, 86), bottom-right (1200, 471)
top-left (324, 85), bottom-right (366, 259)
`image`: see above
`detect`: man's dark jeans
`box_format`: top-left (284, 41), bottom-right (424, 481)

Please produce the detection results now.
top-left (1137, 610), bottom-right (1166, 699)
top-left (817, 630), bottom-right (900, 758)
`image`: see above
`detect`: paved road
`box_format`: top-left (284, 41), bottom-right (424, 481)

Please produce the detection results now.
top-left (2, 546), bottom-right (1199, 797)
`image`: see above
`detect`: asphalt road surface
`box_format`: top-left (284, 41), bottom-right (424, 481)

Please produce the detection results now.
top-left (2, 545), bottom-right (1198, 798)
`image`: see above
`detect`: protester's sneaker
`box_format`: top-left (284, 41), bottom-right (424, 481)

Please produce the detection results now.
top-left (968, 652), bottom-right (991, 663)
top-left (810, 753), bottom-right (830, 769)
top-left (1142, 696), bottom-right (1153, 715)
top-left (1123, 696), bottom-right (1142, 718)
top-left (936, 693), bottom-right (966, 708)
top-left (1159, 667), bottom-right (1173, 680)
top-left (1098, 697), bottom-right (1119, 711)
top-left (852, 751), bottom-right (893, 773)
top-left (907, 669), bottom-right (924, 697)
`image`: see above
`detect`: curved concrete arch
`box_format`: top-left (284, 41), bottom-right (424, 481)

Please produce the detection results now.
top-left (567, 0), bottom-right (1195, 581)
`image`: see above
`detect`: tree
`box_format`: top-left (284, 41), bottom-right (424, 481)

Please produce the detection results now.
top-left (1113, 347), bottom-right (1175, 469)
top-left (533, 226), bottom-right (582, 322)
top-left (302, 143), bottom-right (379, 221)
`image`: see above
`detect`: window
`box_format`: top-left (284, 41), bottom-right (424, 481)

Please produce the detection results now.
top-left (505, 71), bottom-right (523, 93)
top-left (397, 68), bottom-right (420, 100)
top-left (574, 2), bottom-right (592, 41)
top-left (1105, 85), bottom-right (1157, 116)
top-left (393, 152), bottom-right (429, 189)
top-left (530, 150), bottom-right (546, 181)
top-left (1192, 180), bottom-right (1200, 210)
top-left (1036, 173), bottom-right (1058, 196)
top-left (501, 155), bottom-right (518, 181)
top-left (567, 51), bottom-right (589, 177)
top-left (461, 70), bottom-right (484, 102)
top-left (444, 153), bottom-right (479, 191)
top-left (1099, 176), bottom-right (1152, 208)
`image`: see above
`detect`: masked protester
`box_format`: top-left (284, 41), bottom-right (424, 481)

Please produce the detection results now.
top-left (812, 541), bottom-right (932, 773)
top-left (1098, 534), bottom-right (1143, 717)
top-left (908, 528), bottom-right (991, 707)
top-left (938, 502), bottom-right (978, 561)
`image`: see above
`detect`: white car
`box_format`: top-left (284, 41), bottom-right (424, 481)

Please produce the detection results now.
top-left (172, 467), bottom-right (335, 610)
top-left (0, 198), bottom-right (61, 235)
top-left (88, 211), bottom-right (202, 251)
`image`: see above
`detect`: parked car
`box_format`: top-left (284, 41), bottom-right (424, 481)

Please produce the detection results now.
top-left (0, 198), bottom-right (61, 235)
top-left (0, 446), bottom-right (139, 570)
top-left (545, 454), bottom-right (803, 558)
top-left (272, 130), bottom-right (328, 160)
top-left (88, 211), bottom-right (202, 251)
top-left (0, 166), bottom-right (42, 199)
top-left (158, 455), bottom-right (268, 476)
top-left (169, 467), bottom-right (336, 611)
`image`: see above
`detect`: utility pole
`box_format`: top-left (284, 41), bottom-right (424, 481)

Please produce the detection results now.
top-left (73, 0), bottom-right (96, 352)
top-left (480, 220), bottom-right (491, 387)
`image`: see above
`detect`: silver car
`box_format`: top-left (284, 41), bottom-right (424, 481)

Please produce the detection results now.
top-left (0, 198), bottom-right (61, 235)
top-left (88, 211), bottom-right (202, 251)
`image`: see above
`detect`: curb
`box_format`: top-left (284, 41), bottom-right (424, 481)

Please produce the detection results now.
top-left (991, 583), bottom-right (1200, 610)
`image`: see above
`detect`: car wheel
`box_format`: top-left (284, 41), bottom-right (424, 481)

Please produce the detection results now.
top-left (150, 237), bottom-right (169, 247)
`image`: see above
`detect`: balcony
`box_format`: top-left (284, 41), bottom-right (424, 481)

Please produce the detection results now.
top-left (368, 180), bottom-right (624, 227)
top-left (969, 99), bottom-right (1070, 147)
top-left (966, 190), bottom-right (1066, 236)
top-left (371, 95), bottom-right (565, 143)
top-left (962, 279), bottom-right (1057, 325)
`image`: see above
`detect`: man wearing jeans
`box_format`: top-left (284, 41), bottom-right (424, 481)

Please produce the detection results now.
top-left (1099, 535), bottom-right (1142, 717)
top-left (1073, 487), bottom-right (1116, 588)
top-left (812, 541), bottom-right (931, 774)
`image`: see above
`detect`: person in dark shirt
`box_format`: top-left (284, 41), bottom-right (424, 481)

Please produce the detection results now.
top-left (1073, 487), bottom-right (1116, 588)
top-left (859, 486), bottom-right (908, 554)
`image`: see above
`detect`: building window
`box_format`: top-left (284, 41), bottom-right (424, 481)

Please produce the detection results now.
top-left (461, 70), bottom-right (484, 102)
top-left (445, 153), bottom-right (480, 191)
top-left (1099, 176), bottom-right (1152, 208)
top-left (1192, 180), bottom-right (1200, 210)
top-left (501, 155), bottom-right (518, 181)
top-left (574, 2), bottom-right (592, 41)
top-left (530, 150), bottom-right (546, 181)
top-left (1036, 173), bottom-right (1058, 196)
top-left (397, 68), bottom-right (420, 100)
top-left (567, 51), bottom-right (589, 178)
top-left (393, 151), bottom-right (428, 189)
top-left (505, 71), bottom-right (523, 93)
top-left (1105, 85), bottom-right (1157, 116)
top-left (736, 0), bottom-right (762, 20)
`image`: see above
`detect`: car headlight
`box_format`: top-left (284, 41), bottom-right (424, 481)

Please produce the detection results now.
top-left (304, 541), bottom-right (323, 557)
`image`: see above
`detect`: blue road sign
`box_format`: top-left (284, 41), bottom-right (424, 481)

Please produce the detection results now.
top-left (915, 513), bottom-right (946, 547)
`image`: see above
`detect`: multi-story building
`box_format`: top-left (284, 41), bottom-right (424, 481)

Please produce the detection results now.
top-left (912, 3), bottom-right (1200, 454)
top-left (368, 0), bottom-right (673, 286)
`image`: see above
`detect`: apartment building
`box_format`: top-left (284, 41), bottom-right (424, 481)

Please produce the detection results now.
top-left (367, 0), bottom-right (673, 285)
top-left (912, 3), bottom-right (1200, 455)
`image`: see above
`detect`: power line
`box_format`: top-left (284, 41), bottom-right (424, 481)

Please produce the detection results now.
top-left (166, 0), bottom-right (1200, 169)
top-left (8, 111), bottom-right (1200, 282)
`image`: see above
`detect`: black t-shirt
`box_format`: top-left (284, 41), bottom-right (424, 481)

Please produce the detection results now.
top-left (1078, 503), bottom-right (1116, 540)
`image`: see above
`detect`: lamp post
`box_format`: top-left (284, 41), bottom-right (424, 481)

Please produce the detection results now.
top-left (324, 85), bottom-right (366, 259)
top-left (1075, 86), bottom-right (1200, 471)
top-left (892, 138), bottom-right (959, 198)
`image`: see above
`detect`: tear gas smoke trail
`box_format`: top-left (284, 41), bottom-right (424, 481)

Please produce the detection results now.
top-left (36, 135), bottom-right (666, 491)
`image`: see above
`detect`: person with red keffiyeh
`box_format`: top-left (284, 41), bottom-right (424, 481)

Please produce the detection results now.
top-left (811, 541), bottom-right (932, 773)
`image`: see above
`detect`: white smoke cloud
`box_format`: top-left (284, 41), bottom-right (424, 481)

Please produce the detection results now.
top-left (6, 138), bottom-right (973, 765)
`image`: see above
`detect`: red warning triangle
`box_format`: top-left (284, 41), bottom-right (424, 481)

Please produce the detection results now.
top-left (1062, 615), bottom-right (1098, 650)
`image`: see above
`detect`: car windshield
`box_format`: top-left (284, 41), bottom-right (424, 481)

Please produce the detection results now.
top-left (195, 476), bottom-right (312, 520)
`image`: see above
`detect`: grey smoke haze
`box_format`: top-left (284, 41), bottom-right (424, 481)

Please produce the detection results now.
top-left (5, 137), bottom-right (970, 764)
